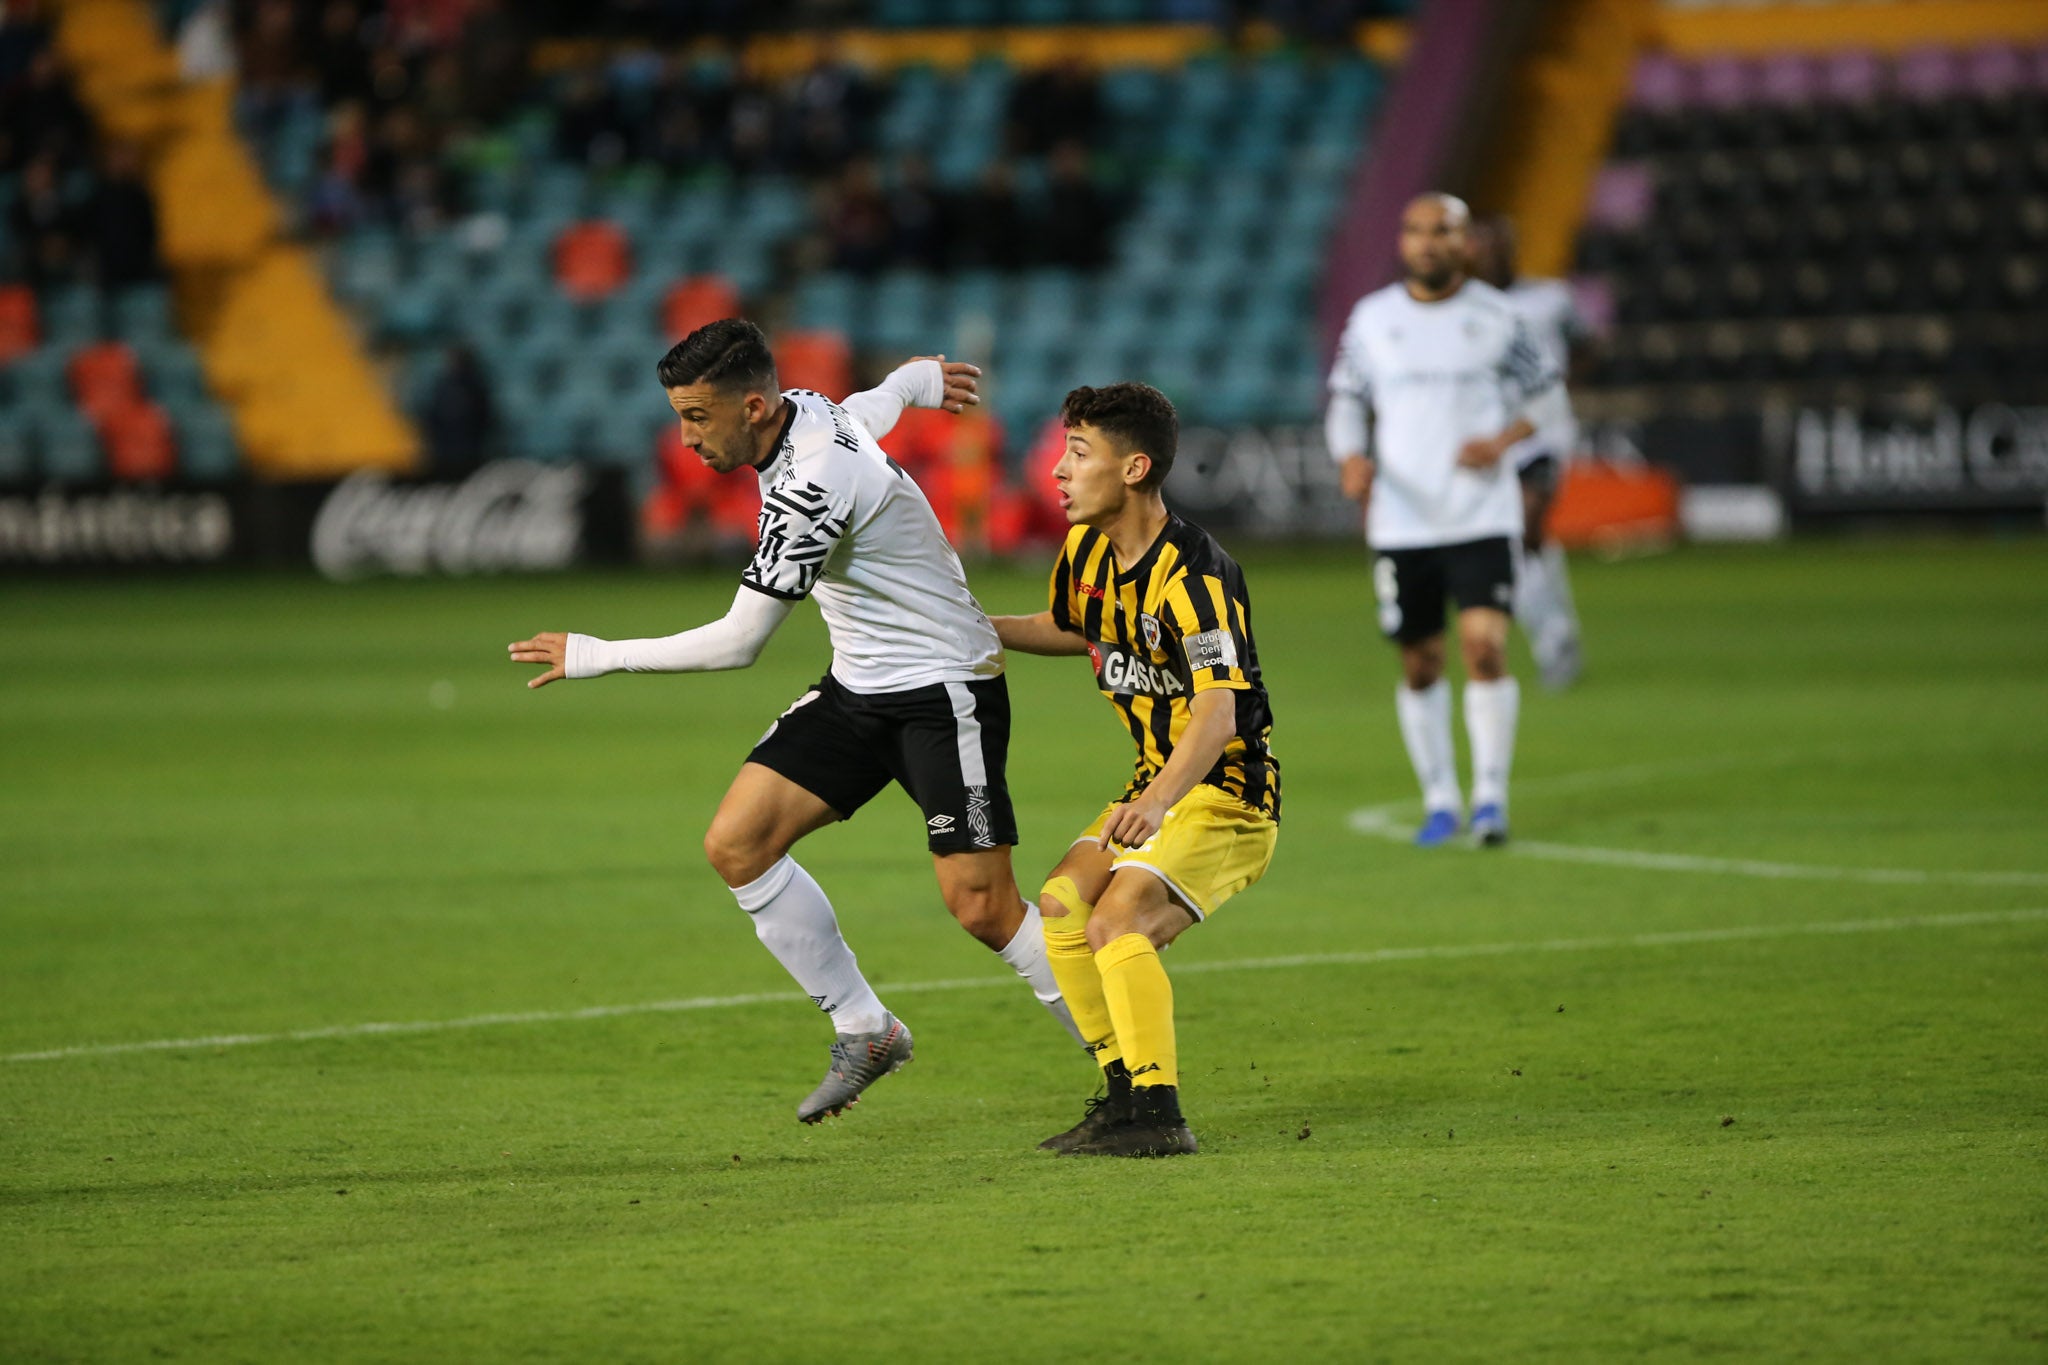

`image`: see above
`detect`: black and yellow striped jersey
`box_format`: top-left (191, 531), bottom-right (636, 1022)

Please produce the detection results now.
top-left (1048, 515), bottom-right (1280, 820)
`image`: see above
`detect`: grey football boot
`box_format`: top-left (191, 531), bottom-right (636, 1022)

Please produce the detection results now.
top-left (796, 1013), bottom-right (914, 1124)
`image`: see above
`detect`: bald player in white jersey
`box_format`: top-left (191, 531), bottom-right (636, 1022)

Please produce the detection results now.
top-left (1324, 194), bottom-right (1565, 847)
top-left (1468, 214), bottom-right (1590, 690)
top-left (509, 319), bottom-right (1078, 1126)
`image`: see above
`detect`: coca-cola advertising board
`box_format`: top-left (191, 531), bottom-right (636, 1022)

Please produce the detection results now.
top-left (0, 461), bottom-right (633, 573)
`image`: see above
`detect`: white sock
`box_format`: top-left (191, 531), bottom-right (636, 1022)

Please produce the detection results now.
top-left (997, 905), bottom-right (1084, 1046)
top-left (1464, 677), bottom-right (1521, 812)
top-left (1514, 538), bottom-right (1552, 639)
top-left (1541, 542), bottom-right (1579, 637)
top-left (1518, 541), bottom-right (1581, 673)
top-left (730, 856), bottom-right (889, 1036)
top-left (1395, 680), bottom-right (1462, 815)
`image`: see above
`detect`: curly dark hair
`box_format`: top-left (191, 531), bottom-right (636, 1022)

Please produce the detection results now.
top-left (1059, 382), bottom-right (1179, 491)
top-left (656, 317), bottom-right (778, 393)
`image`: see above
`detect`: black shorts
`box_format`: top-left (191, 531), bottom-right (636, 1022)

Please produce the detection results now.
top-left (747, 672), bottom-right (1019, 854)
top-left (1518, 453), bottom-right (1561, 494)
top-left (1372, 536), bottom-right (1516, 644)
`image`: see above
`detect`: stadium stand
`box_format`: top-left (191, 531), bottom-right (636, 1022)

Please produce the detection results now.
top-left (1574, 40), bottom-right (2048, 415)
top-left (206, 2), bottom-right (1392, 524)
top-left (0, 1), bottom-right (244, 485)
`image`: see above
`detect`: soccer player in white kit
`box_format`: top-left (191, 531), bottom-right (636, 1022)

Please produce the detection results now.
top-left (1468, 214), bottom-right (1588, 689)
top-left (1324, 194), bottom-right (1564, 847)
top-left (509, 319), bottom-right (1076, 1124)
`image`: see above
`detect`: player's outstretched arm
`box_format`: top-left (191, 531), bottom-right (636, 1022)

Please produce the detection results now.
top-left (508, 587), bottom-right (796, 689)
top-left (840, 356), bottom-right (981, 440)
top-left (990, 611), bottom-right (1090, 657)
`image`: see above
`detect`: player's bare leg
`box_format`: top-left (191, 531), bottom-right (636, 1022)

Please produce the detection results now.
top-left (1457, 606), bottom-right (1519, 846)
top-left (1396, 634), bottom-right (1463, 846)
top-left (1064, 869), bottom-right (1199, 1156)
top-left (933, 847), bottom-right (1080, 1044)
top-left (1035, 840), bottom-right (1126, 1150)
top-left (704, 763), bottom-right (908, 1123)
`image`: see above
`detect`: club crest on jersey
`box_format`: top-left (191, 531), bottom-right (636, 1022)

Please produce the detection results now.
top-left (1097, 645), bottom-right (1187, 698)
top-left (1139, 612), bottom-right (1162, 652)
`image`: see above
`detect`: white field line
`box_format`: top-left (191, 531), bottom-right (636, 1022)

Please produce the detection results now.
top-left (1346, 806), bottom-right (2048, 889)
top-left (7, 907), bottom-right (2045, 1065)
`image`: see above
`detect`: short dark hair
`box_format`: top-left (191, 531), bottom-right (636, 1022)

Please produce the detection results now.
top-left (656, 317), bottom-right (777, 393)
top-left (1060, 382), bottom-right (1178, 491)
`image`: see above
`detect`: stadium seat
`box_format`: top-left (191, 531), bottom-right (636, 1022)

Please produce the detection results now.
top-left (662, 275), bottom-right (743, 341)
top-left (68, 342), bottom-right (144, 423)
top-left (39, 411), bottom-right (103, 483)
top-left (100, 400), bottom-right (178, 482)
top-left (554, 220), bottom-right (633, 302)
top-left (0, 284), bottom-right (37, 363)
top-left (776, 331), bottom-right (853, 399)
top-left (0, 407), bottom-right (33, 482)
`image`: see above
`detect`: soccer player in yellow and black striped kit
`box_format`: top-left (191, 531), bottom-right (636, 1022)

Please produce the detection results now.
top-left (991, 382), bottom-right (1279, 1157)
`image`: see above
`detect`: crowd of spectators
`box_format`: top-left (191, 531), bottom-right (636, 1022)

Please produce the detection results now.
top-left (194, 0), bottom-right (534, 235)
top-left (1, 1), bottom-right (164, 291)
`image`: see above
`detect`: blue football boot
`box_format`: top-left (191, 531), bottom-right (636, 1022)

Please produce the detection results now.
top-left (1414, 809), bottom-right (1462, 847)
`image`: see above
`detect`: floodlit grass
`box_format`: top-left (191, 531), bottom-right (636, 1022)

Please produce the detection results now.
top-left (4, 538), bottom-right (2045, 1362)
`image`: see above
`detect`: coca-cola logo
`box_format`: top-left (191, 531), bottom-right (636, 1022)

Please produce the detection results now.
top-left (311, 460), bottom-right (587, 581)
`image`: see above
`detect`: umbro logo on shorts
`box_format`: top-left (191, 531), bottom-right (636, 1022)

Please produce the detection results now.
top-left (927, 814), bottom-right (956, 831)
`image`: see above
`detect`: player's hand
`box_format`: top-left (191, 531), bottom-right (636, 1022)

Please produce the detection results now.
top-left (1338, 454), bottom-right (1373, 503)
top-left (909, 354), bottom-right (982, 413)
top-left (1456, 436), bottom-right (1506, 469)
top-left (508, 632), bottom-right (568, 689)
top-left (1099, 795), bottom-right (1169, 851)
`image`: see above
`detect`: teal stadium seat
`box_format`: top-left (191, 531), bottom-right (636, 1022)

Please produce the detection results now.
top-left (141, 342), bottom-right (209, 404)
top-left (111, 286), bottom-right (175, 344)
top-left (41, 285), bottom-right (102, 347)
top-left (38, 411), bottom-right (102, 483)
top-left (175, 407), bottom-right (240, 482)
top-left (0, 411), bottom-right (30, 482)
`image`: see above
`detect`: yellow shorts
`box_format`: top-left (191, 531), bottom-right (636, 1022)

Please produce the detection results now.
top-left (1076, 783), bottom-right (1278, 921)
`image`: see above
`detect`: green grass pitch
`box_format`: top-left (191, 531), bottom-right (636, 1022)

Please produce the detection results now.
top-left (4, 538), bottom-right (2045, 1362)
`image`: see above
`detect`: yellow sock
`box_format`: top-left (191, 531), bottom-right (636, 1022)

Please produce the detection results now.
top-left (1040, 877), bottom-right (1120, 1068)
top-left (1095, 933), bottom-right (1176, 1089)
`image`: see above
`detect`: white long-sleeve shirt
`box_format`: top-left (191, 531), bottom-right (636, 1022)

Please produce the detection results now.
top-left (567, 366), bottom-right (1002, 692)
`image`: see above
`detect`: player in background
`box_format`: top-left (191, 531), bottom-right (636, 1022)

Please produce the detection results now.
top-left (1324, 194), bottom-right (1565, 847)
top-left (509, 319), bottom-right (1079, 1125)
top-left (990, 383), bottom-right (1279, 1157)
top-left (1466, 214), bottom-right (1589, 689)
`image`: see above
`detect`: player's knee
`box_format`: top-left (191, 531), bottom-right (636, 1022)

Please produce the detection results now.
top-left (945, 884), bottom-right (1013, 947)
top-left (1039, 875), bottom-right (1090, 926)
top-left (1401, 646), bottom-right (1444, 690)
top-left (1465, 639), bottom-right (1508, 680)
top-left (703, 820), bottom-right (773, 888)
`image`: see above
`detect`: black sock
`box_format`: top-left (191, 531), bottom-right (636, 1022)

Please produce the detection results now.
top-left (1133, 1084), bottom-right (1182, 1126)
top-left (1102, 1057), bottom-right (1133, 1109)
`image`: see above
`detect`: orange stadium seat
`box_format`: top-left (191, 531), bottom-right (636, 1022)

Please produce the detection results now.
top-left (773, 330), bottom-right (853, 401)
top-left (662, 275), bottom-right (743, 342)
top-left (553, 220), bottom-right (632, 302)
top-left (100, 400), bottom-right (179, 482)
top-left (0, 285), bottom-right (39, 363)
top-left (68, 341), bottom-right (145, 423)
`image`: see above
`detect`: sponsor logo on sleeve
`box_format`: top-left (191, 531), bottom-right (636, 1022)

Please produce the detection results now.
top-left (1185, 627), bottom-right (1238, 671)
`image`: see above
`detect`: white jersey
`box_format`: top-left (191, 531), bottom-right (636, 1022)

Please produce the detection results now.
top-left (744, 388), bottom-right (1003, 693)
top-left (1328, 279), bottom-right (1559, 551)
top-left (1504, 277), bottom-right (1587, 469)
